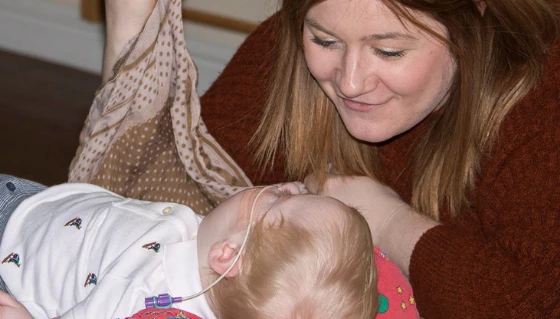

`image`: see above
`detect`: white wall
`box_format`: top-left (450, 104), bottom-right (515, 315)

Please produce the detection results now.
top-left (0, 0), bottom-right (275, 95)
top-left (186, 0), bottom-right (277, 23)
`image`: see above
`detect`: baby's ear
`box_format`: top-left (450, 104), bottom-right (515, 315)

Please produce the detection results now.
top-left (208, 241), bottom-right (244, 277)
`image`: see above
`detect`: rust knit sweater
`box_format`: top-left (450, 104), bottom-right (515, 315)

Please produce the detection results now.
top-left (201, 16), bottom-right (560, 319)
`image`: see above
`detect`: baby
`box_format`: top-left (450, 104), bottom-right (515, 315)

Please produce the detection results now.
top-left (0, 175), bottom-right (380, 318)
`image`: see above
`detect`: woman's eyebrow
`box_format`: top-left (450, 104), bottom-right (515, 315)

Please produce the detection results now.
top-left (363, 32), bottom-right (417, 41)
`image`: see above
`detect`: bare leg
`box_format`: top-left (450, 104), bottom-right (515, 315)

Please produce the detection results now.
top-left (102, 0), bottom-right (157, 83)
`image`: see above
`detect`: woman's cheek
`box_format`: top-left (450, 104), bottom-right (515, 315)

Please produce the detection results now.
top-left (304, 46), bottom-right (335, 81)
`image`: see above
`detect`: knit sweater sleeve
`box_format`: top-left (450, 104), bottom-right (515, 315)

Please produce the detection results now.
top-left (409, 44), bottom-right (560, 319)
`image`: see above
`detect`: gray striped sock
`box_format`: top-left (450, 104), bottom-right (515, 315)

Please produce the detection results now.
top-left (0, 175), bottom-right (47, 292)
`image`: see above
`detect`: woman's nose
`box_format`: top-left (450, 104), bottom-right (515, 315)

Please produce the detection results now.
top-left (337, 49), bottom-right (377, 98)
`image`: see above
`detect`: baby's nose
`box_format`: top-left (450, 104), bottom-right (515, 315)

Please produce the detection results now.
top-left (277, 182), bottom-right (307, 195)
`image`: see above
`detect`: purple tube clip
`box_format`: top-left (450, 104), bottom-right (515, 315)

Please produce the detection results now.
top-left (145, 293), bottom-right (183, 309)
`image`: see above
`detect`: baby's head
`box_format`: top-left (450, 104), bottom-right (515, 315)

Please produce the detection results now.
top-left (198, 184), bottom-right (377, 318)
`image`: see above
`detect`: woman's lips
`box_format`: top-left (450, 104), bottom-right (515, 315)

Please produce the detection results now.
top-left (342, 98), bottom-right (387, 112)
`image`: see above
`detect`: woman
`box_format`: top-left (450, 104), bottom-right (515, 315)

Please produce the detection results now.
top-left (252, 0), bottom-right (560, 317)
top-left (104, 0), bottom-right (560, 317)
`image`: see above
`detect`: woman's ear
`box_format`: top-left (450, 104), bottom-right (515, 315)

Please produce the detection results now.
top-left (473, 0), bottom-right (487, 15)
top-left (208, 241), bottom-right (244, 277)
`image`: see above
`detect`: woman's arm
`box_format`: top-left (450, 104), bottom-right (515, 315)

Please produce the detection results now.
top-left (304, 175), bottom-right (438, 276)
top-left (102, 0), bottom-right (156, 83)
top-left (306, 145), bottom-right (560, 319)
top-left (407, 42), bottom-right (560, 319)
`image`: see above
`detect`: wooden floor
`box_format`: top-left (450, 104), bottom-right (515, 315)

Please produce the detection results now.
top-left (0, 49), bottom-right (101, 186)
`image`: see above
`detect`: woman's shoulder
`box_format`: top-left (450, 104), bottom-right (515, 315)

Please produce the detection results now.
top-left (526, 39), bottom-right (560, 107)
top-left (475, 39), bottom-right (560, 203)
top-left (499, 39), bottom-right (560, 140)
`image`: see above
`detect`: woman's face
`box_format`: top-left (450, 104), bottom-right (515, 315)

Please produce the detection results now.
top-left (303, 0), bottom-right (456, 143)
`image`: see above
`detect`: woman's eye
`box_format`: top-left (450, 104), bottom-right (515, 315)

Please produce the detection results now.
top-left (311, 36), bottom-right (336, 48)
top-left (375, 49), bottom-right (405, 58)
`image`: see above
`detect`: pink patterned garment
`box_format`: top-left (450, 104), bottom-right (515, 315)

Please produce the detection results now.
top-left (69, 0), bottom-right (251, 215)
top-left (126, 308), bottom-right (202, 319)
top-left (375, 247), bottom-right (419, 318)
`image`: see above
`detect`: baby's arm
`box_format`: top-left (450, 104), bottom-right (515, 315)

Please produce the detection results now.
top-left (0, 291), bottom-right (33, 319)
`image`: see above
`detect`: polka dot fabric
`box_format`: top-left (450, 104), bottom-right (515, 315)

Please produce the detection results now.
top-left (69, 0), bottom-right (251, 214)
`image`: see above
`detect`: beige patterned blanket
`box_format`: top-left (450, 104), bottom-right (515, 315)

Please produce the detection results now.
top-left (69, 0), bottom-right (252, 214)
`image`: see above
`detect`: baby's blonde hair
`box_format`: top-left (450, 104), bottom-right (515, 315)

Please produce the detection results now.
top-left (207, 205), bottom-right (377, 318)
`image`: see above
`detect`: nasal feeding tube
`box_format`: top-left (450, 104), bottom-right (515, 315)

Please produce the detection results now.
top-left (144, 186), bottom-right (275, 309)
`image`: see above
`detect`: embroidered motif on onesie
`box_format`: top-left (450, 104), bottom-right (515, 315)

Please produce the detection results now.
top-left (142, 242), bottom-right (161, 253)
top-left (1, 253), bottom-right (20, 267)
top-left (64, 217), bottom-right (82, 230)
top-left (84, 273), bottom-right (97, 287)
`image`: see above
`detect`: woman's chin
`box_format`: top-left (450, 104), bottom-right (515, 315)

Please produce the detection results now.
top-left (341, 118), bottom-right (401, 144)
top-left (346, 128), bottom-right (395, 144)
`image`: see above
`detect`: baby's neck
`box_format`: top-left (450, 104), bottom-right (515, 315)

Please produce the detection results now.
top-left (198, 266), bottom-right (220, 313)
top-left (198, 265), bottom-right (214, 290)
